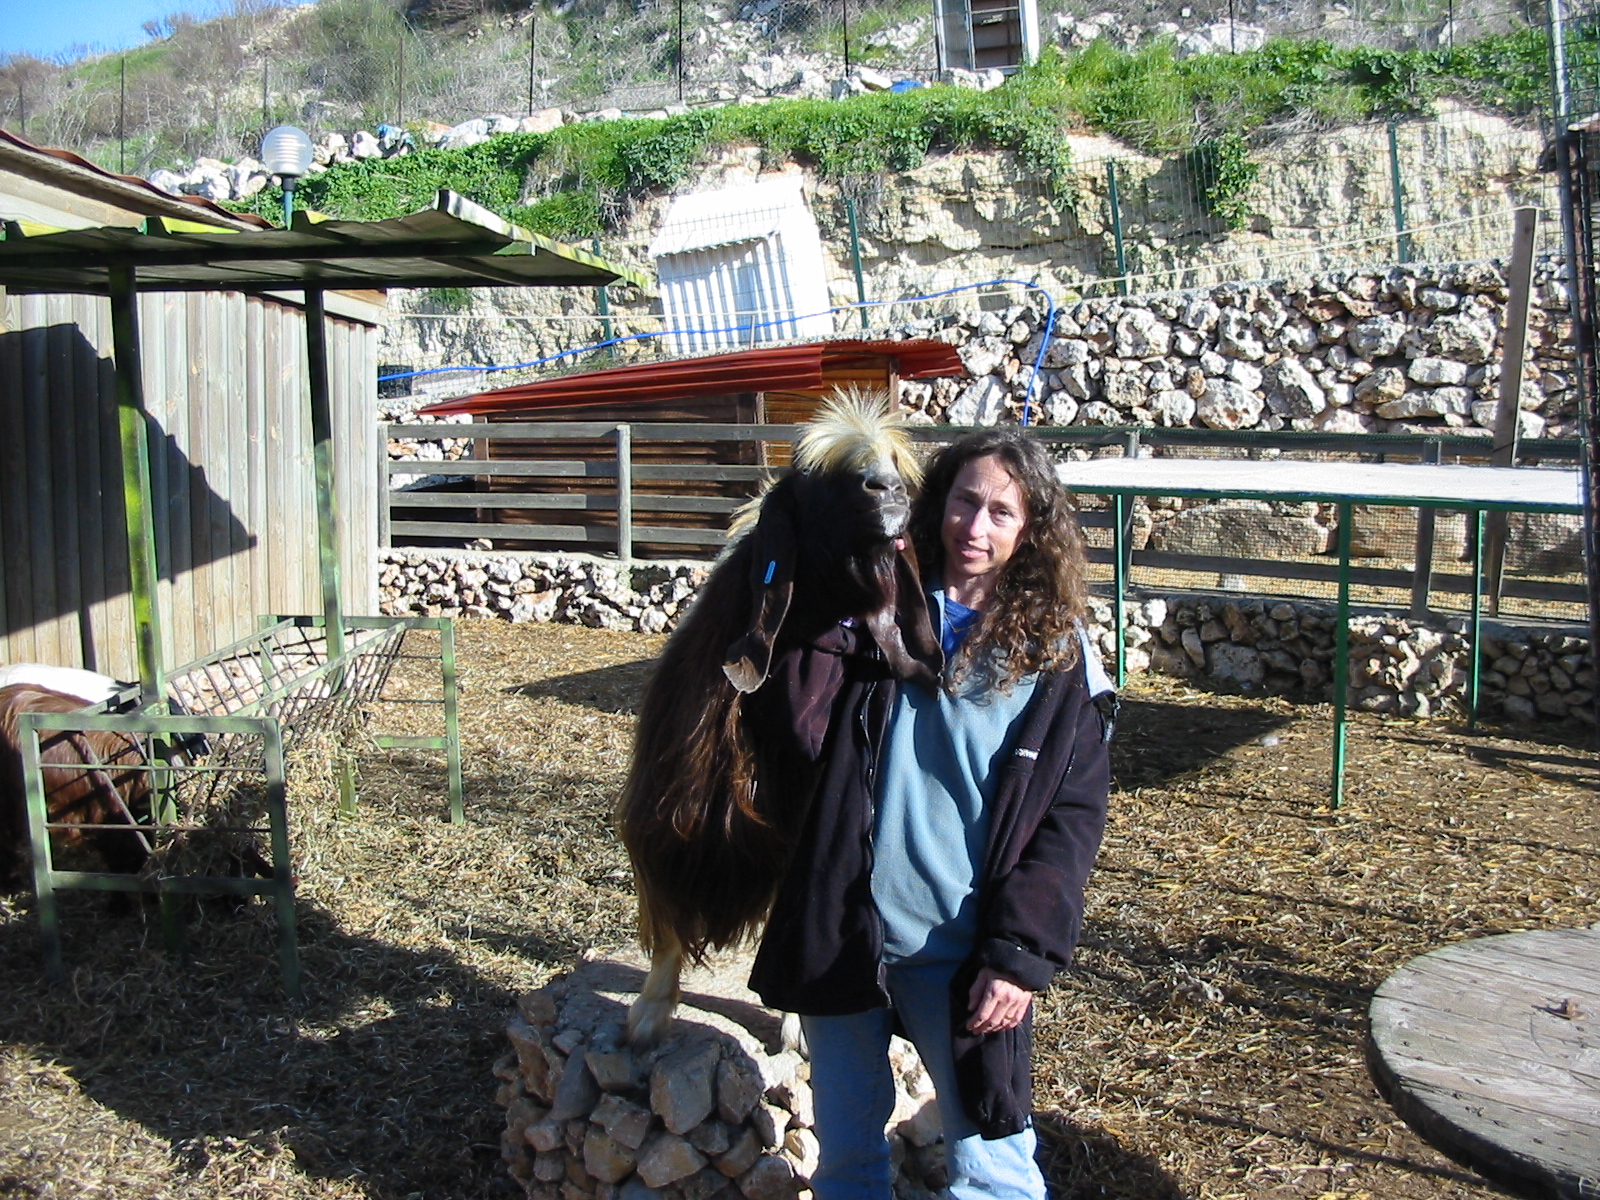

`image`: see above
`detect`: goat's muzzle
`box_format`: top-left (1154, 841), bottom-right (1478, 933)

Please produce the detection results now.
top-left (860, 468), bottom-right (911, 540)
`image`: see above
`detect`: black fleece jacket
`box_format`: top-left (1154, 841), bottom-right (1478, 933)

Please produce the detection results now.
top-left (746, 620), bottom-right (1113, 1138)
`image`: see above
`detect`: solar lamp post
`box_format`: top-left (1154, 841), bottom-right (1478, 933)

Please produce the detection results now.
top-left (261, 125), bottom-right (315, 230)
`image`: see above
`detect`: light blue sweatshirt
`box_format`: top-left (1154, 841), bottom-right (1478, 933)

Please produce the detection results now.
top-left (870, 592), bottom-right (1038, 964)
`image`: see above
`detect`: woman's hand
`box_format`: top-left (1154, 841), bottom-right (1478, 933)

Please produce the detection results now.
top-left (966, 967), bottom-right (1033, 1034)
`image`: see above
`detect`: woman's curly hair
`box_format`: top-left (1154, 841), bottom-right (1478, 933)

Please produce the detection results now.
top-left (908, 429), bottom-right (1091, 692)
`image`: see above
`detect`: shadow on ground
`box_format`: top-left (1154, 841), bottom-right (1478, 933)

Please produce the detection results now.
top-left (506, 659), bottom-right (658, 715)
top-left (1110, 698), bottom-right (1291, 790)
top-left (0, 891), bottom-right (526, 1198)
top-left (1035, 1111), bottom-right (1185, 1198)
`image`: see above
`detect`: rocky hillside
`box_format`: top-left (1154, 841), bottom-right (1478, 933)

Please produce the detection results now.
top-left (2, 0), bottom-right (1543, 179)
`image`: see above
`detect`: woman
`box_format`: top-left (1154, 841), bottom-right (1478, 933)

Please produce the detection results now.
top-left (748, 428), bottom-right (1115, 1200)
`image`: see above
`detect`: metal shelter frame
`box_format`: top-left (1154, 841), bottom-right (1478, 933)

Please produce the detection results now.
top-left (0, 189), bottom-right (648, 990)
top-left (1057, 457), bottom-right (1585, 807)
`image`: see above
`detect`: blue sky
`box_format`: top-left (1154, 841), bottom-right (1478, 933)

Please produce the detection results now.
top-left (3, 0), bottom-right (312, 62)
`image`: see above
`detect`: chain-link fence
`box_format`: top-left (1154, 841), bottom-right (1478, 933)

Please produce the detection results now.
top-left (0, 0), bottom-right (1558, 173)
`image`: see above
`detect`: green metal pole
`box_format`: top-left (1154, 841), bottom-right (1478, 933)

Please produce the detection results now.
top-left (108, 266), bottom-right (167, 706)
top-left (262, 719), bottom-right (302, 998)
top-left (1388, 122), bottom-right (1411, 263)
top-left (304, 288), bottom-right (353, 818)
top-left (1332, 501), bottom-right (1353, 807)
top-left (846, 198), bottom-right (870, 330)
top-left (304, 288), bottom-right (346, 665)
top-left (1106, 160), bottom-right (1128, 295)
top-left (108, 280), bottom-right (183, 943)
top-left (441, 619), bottom-right (465, 825)
top-left (1112, 493), bottom-right (1127, 687)
top-left (20, 719), bottom-right (63, 982)
top-left (1469, 508), bottom-right (1485, 730)
top-left (592, 238), bottom-right (614, 352)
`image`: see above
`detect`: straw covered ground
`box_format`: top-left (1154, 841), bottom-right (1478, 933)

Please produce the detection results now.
top-left (0, 619), bottom-right (1595, 1200)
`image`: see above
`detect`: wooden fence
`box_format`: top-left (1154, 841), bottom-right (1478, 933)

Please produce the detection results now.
top-left (383, 423), bottom-right (1587, 618)
top-left (1, 289), bottom-right (381, 677)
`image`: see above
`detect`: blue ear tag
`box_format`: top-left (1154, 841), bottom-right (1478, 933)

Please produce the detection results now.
top-left (764, 560), bottom-right (777, 585)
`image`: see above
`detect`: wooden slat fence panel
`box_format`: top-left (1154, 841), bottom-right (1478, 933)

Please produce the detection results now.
top-left (0, 289), bottom-right (380, 677)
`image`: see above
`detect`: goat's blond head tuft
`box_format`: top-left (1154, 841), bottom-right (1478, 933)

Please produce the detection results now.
top-left (793, 387), bottom-right (920, 485)
top-left (726, 387), bottom-right (918, 542)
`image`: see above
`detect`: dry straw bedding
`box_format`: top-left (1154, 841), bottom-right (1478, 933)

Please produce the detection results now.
top-left (0, 620), bottom-right (1594, 1200)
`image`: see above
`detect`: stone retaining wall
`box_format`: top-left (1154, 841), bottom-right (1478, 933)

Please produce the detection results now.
top-left (497, 958), bottom-right (942, 1200)
top-left (377, 549), bottom-right (1593, 724)
top-left (893, 259), bottom-right (1576, 438)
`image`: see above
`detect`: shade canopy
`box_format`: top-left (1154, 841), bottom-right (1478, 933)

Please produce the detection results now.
top-left (0, 189), bottom-right (650, 294)
top-left (422, 338), bottom-right (966, 415)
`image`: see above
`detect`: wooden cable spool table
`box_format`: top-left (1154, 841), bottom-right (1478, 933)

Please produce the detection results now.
top-left (1368, 928), bottom-right (1600, 1197)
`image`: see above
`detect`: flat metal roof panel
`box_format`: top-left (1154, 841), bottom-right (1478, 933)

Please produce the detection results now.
top-left (1057, 457), bottom-right (1583, 512)
top-left (0, 189), bottom-right (650, 294)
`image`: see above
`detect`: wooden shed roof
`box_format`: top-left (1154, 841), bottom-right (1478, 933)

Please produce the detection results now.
top-left (0, 189), bottom-right (649, 294)
top-left (420, 338), bottom-right (965, 416)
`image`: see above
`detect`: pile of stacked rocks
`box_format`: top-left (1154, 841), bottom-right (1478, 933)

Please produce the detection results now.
top-left (894, 260), bottom-right (1577, 441)
top-left (1480, 628), bottom-right (1595, 722)
top-left (383, 405), bottom-right (474, 464)
top-left (1095, 592), bottom-right (1592, 724)
top-left (496, 957), bottom-right (943, 1200)
top-left (378, 552), bottom-right (708, 633)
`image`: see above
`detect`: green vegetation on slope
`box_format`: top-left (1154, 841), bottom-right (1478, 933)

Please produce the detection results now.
top-left (233, 27), bottom-right (1560, 238)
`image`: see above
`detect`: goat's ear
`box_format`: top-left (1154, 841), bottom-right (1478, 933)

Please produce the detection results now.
top-left (864, 542), bottom-right (943, 691)
top-left (723, 485), bottom-right (798, 694)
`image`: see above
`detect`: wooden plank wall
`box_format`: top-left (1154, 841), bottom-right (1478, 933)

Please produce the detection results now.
top-left (0, 289), bottom-right (378, 678)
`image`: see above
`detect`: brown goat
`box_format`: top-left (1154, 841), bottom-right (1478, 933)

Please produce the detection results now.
top-left (0, 684), bottom-right (151, 891)
top-left (618, 392), bottom-right (942, 1043)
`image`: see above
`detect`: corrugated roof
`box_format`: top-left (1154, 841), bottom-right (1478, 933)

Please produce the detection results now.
top-left (648, 176), bottom-right (808, 258)
top-left (0, 189), bottom-right (651, 295)
top-left (0, 126), bottom-right (271, 230)
top-left (420, 338), bottom-right (965, 416)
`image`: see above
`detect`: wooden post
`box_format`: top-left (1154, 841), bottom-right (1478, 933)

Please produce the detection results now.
top-left (108, 267), bottom-right (166, 704)
top-left (1410, 438), bottom-right (1440, 618)
top-left (615, 423), bottom-right (633, 561)
top-left (1112, 493), bottom-right (1128, 688)
top-left (1470, 509), bottom-right (1486, 730)
top-left (1485, 206), bottom-right (1540, 614)
top-left (377, 429), bottom-right (392, 549)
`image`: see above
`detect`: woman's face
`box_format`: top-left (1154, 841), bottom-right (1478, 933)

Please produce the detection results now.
top-left (940, 454), bottom-right (1028, 591)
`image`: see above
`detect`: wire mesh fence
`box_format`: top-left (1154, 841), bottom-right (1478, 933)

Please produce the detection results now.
top-left (0, 0), bottom-right (1559, 172)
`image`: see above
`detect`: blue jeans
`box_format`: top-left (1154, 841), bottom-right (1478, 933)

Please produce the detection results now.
top-left (801, 961), bottom-right (1047, 1200)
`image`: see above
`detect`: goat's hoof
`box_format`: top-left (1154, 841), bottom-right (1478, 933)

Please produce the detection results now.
top-left (778, 1011), bottom-right (808, 1057)
top-left (627, 997), bottom-right (674, 1047)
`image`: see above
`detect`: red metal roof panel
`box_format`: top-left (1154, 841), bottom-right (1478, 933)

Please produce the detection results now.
top-left (420, 338), bottom-right (964, 416)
